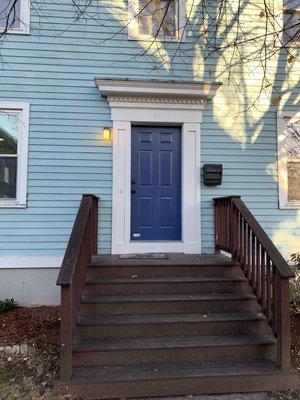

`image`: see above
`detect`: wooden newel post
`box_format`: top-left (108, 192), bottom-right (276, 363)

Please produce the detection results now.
top-left (276, 275), bottom-right (291, 369)
top-left (60, 285), bottom-right (73, 380)
top-left (92, 196), bottom-right (99, 255)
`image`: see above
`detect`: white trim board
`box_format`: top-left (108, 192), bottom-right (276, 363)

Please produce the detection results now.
top-left (96, 79), bottom-right (221, 254)
top-left (0, 256), bottom-right (63, 269)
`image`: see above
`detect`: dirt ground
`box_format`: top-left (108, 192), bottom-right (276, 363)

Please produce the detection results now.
top-left (0, 306), bottom-right (299, 400)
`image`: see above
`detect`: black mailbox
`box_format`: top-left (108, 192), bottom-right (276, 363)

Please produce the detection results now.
top-left (203, 164), bottom-right (222, 186)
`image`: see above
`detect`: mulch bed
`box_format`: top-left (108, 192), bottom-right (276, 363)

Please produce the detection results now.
top-left (0, 306), bottom-right (60, 354)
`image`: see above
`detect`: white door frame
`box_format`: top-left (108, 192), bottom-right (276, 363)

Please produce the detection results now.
top-left (96, 80), bottom-right (221, 254)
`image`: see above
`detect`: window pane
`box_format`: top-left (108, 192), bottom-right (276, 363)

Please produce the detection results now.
top-left (283, 12), bottom-right (300, 42)
top-left (0, 113), bottom-right (18, 155)
top-left (288, 162), bottom-right (300, 201)
top-left (286, 118), bottom-right (300, 159)
top-left (138, 0), bottom-right (176, 37)
top-left (0, 0), bottom-right (21, 29)
top-left (0, 157), bottom-right (17, 199)
top-left (283, 0), bottom-right (300, 9)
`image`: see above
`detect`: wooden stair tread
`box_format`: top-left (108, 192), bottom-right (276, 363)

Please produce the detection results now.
top-left (85, 275), bottom-right (247, 284)
top-left (73, 334), bottom-right (276, 352)
top-left (90, 254), bottom-right (239, 267)
top-left (81, 292), bottom-right (256, 304)
top-left (70, 360), bottom-right (290, 382)
top-left (77, 311), bottom-right (266, 326)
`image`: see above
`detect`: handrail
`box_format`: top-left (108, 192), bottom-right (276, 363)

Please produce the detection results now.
top-left (57, 194), bottom-right (99, 379)
top-left (214, 196), bottom-right (294, 369)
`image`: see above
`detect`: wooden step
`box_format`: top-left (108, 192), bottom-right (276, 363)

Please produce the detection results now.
top-left (75, 311), bottom-right (272, 338)
top-left (83, 275), bottom-right (250, 295)
top-left (55, 360), bottom-right (299, 399)
top-left (87, 263), bottom-right (242, 278)
top-left (79, 292), bottom-right (261, 314)
top-left (72, 334), bottom-right (277, 367)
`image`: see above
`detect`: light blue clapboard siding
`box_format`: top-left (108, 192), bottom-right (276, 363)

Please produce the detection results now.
top-left (0, 0), bottom-right (299, 258)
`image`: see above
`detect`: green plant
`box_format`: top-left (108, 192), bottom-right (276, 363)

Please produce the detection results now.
top-left (0, 298), bottom-right (18, 312)
top-left (290, 252), bottom-right (300, 271)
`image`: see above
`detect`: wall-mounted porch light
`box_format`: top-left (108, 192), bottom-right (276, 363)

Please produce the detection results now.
top-left (101, 127), bottom-right (112, 141)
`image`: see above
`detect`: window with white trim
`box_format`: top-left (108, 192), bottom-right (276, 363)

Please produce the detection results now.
top-left (128, 0), bottom-right (185, 41)
top-left (0, 103), bottom-right (29, 207)
top-left (0, 0), bottom-right (30, 34)
top-left (278, 111), bottom-right (300, 209)
top-left (282, 0), bottom-right (300, 43)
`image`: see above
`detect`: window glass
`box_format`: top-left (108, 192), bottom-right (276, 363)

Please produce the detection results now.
top-left (283, 12), bottom-right (300, 42)
top-left (287, 162), bottom-right (300, 201)
top-left (283, 0), bottom-right (300, 43)
top-left (137, 0), bottom-right (176, 38)
top-left (0, 113), bottom-right (19, 199)
top-left (285, 117), bottom-right (300, 202)
top-left (0, 0), bottom-right (21, 29)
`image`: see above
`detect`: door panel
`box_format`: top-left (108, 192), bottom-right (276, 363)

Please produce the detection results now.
top-left (131, 126), bottom-right (181, 241)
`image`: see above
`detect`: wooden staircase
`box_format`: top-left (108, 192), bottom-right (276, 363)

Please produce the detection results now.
top-left (55, 195), bottom-right (298, 399)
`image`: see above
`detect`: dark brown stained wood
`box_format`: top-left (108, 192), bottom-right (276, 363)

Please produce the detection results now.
top-left (87, 263), bottom-right (242, 278)
top-left (54, 194), bottom-right (297, 399)
top-left (77, 312), bottom-right (267, 326)
top-left (55, 359), bottom-right (298, 400)
top-left (73, 334), bottom-right (276, 351)
top-left (72, 335), bottom-right (277, 368)
top-left (81, 292), bottom-right (257, 303)
top-left (214, 196), bottom-right (295, 370)
top-left (91, 253), bottom-right (238, 266)
top-left (56, 194), bottom-right (99, 380)
top-left (79, 292), bottom-right (261, 314)
top-left (56, 249), bottom-right (297, 398)
top-left (75, 319), bottom-right (272, 339)
top-left (85, 275), bottom-right (247, 284)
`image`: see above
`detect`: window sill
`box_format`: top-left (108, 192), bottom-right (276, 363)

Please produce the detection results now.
top-left (279, 202), bottom-right (300, 210)
top-left (0, 27), bottom-right (30, 35)
top-left (0, 201), bottom-right (27, 208)
top-left (128, 34), bottom-right (184, 43)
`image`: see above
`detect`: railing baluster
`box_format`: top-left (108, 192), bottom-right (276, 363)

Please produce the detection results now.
top-left (261, 249), bottom-right (266, 314)
top-left (251, 233), bottom-right (255, 287)
top-left (266, 257), bottom-right (272, 325)
top-left (246, 225), bottom-right (251, 279)
top-left (255, 241), bottom-right (260, 295)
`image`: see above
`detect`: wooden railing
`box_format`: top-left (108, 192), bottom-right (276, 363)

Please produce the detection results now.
top-left (57, 194), bottom-right (99, 379)
top-left (214, 196), bottom-right (294, 369)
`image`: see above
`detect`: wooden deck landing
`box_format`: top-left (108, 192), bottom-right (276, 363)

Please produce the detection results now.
top-left (91, 253), bottom-right (236, 266)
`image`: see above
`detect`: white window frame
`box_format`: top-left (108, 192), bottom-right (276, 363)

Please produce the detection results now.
top-left (0, 0), bottom-right (30, 35)
top-left (277, 110), bottom-right (300, 209)
top-left (128, 0), bottom-right (186, 42)
top-left (0, 102), bottom-right (29, 208)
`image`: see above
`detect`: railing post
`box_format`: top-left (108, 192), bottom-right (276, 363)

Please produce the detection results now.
top-left (92, 196), bottom-right (98, 255)
top-left (60, 285), bottom-right (73, 379)
top-left (214, 199), bottom-right (220, 253)
top-left (276, 274), bottom-right (291, 369)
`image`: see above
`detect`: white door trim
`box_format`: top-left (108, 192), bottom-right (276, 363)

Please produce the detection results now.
top-left (96, 80), bottom-right (221, 254)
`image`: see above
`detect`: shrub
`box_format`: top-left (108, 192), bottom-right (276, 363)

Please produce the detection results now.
top-left (0, 298), bottom-right (18, 312)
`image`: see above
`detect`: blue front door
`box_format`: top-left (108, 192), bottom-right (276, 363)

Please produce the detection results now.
top-left (131, 126), bottom-right (181, 241)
